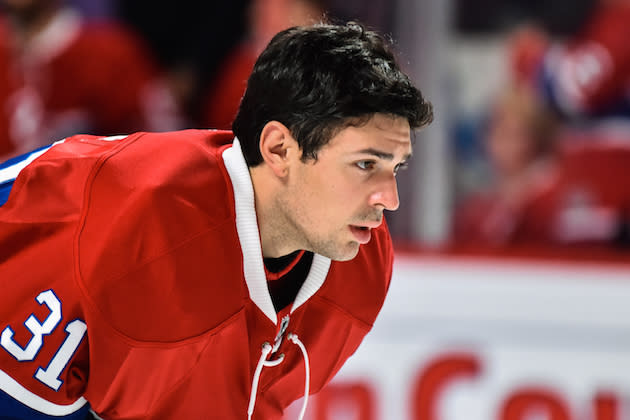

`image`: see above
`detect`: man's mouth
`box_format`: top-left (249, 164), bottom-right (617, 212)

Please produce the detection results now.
top-left (349, 225), bottom-right (372, 244)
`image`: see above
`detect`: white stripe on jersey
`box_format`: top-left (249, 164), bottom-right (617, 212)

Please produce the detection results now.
top-left (99, 135), bottom-right (128, 141)
top-left (0, 368), bottom-right (87, 415)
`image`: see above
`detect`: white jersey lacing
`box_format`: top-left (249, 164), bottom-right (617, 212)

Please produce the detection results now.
top-left (247, 333), bottom-right (311, 420)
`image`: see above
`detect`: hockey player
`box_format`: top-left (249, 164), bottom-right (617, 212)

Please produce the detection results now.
top-left (0, 22), bottom-right (432, 419)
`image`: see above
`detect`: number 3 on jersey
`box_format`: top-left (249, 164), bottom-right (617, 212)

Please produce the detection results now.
top-left (0, 289), bottom-right (87, 391)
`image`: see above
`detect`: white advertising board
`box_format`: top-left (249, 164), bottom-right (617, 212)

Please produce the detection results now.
top-left (287, 254), bottom-right (630, 420)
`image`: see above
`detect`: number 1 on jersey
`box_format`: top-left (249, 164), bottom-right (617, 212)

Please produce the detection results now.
top-left (35, 319), bottom-right (87, 390)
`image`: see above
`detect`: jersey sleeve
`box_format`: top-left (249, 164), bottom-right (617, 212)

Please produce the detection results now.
top-left (73, 130), bottom-right (244, 417)
top-left (75, 130), bottom-right (237, 342)
top-left (0, 136), bottom-right (125, 420)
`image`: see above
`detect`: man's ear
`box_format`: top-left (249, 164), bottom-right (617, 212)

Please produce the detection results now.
top-left (259, 121), bottom-right (298, 177)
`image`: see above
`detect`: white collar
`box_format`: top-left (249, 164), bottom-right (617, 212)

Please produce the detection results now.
top-left (222, 138), bottom-right (331, 324)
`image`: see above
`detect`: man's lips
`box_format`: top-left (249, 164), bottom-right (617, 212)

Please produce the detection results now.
top-left (349, 225), bottom-right (373, 244)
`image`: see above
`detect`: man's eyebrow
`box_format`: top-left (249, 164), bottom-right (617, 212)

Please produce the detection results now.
top-left (356, 148), bottom-right (412, 161)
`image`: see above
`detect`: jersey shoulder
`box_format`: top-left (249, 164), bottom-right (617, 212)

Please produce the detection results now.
top-left (77, 130), bottom-right (245, 342)
top-left (77, 128), bottom-right (237, 269)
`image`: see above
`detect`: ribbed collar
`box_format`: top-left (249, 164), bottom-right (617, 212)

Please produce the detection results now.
top-left (222, 138), bottom-right (331, 324)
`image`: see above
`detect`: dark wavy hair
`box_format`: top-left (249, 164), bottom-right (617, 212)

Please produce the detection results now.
top-left (232, 22), bottom-right (433, 167)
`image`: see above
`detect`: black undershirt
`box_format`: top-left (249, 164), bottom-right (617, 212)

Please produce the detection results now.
top-left (263, 250), bottom-right (314, 312)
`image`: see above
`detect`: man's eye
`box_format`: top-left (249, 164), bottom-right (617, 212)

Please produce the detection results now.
top-left (356, 161), bottom-right (375, 170)
top-left (394, 162), bottom-right (409, 175)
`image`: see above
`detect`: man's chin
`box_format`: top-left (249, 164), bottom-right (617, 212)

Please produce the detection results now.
top-left (322, 242), bottom-right (361, 262)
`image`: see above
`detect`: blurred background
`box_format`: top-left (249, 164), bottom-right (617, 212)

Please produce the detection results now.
top-left (2, 0), bottom-right (629, 418)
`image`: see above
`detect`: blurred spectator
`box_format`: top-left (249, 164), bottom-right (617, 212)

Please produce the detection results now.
top-left (0, 0), bottom-right (181, 159)
top-left (452, 83), bottom-right (559, 246)
top-left (453, 82), bottom-right (630, 250)
top-left (201, 0), bottom-right (328, 130)
top-left (510, 0), bottom-right (630, 124)
top-left (501, 0), bottom-right (630, 251)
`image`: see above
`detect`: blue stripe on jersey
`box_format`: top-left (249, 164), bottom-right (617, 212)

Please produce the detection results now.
top-left (0, 389), bottom-right (91, 420)
top-left (0, 182), bottom-right (13, 207)
top-left (0, 144), bottom-right (54, 207)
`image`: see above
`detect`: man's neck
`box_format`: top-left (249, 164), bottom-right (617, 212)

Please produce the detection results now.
top-left (249, 165), bottom-right (301, 258)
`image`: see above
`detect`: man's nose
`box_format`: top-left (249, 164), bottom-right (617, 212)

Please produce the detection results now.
top-left (369, 173), bottom-right (400, 211)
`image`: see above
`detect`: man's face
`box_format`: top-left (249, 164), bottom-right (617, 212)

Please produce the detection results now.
top-left (279, 113), bottom-right (412, 261)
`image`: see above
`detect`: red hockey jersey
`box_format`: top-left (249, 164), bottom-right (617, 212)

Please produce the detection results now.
top-left (0, 130), bottom-right (393, 419)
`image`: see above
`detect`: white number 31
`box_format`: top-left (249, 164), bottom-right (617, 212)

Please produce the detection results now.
top-left (1, 289), bottom-right (87, 391)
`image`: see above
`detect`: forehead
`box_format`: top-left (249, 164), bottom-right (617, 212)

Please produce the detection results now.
top-left (327, 114), bottom-right (412, 155)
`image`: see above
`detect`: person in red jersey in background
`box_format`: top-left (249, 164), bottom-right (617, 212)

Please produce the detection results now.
top-left (504, 0), bottom-right (630, 249)
top-left (202, 0), bottom-right (328, 130)
top-left (0, 0), bottom-right (181, 159)
top-left (510, 0), bottom-right (630, 123)
top-left (0, 22), bottom-right (432, 420)
top-left (453, 83), bottom-right (559, 246)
